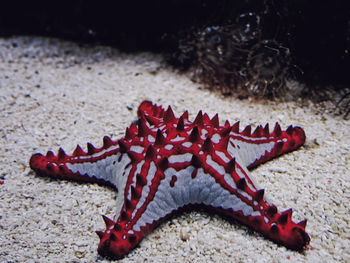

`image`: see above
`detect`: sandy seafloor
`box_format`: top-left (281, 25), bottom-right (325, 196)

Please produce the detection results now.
top-left (0, 36), bottom-right (349, 263)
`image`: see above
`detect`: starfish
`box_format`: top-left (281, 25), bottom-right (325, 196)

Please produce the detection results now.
top-left (29, 100), bottom-right (310, 259)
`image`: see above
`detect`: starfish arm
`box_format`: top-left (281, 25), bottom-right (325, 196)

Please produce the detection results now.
top-left (138, 100), bottom-right (306, 169)
top-left (228, 123), bottom-right (306, 169)
top-left (29, 137), bottom-right (123, 188)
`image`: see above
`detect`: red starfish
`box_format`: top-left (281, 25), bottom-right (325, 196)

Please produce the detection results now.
top-left (30, 100), bottom-right (310, 259)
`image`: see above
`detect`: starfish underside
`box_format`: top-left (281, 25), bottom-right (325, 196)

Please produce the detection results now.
top-left (30, 100), bottom-right (310, 259)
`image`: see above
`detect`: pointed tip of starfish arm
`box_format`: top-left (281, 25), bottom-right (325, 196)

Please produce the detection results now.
top-left (137, 100), bottom-right (154, 117)
top-left (263, 213), bottom-right (310, 252)
top-left (284, 226), bottom-right (311, 252)
top-left (291, 126), bottom-right (306, 146)
top-left (29, 152), bottom-right (62, 176)
top-left (29, 153), bottom-right (45, 170)
top-left (97, 224), bottom-right (139, 259)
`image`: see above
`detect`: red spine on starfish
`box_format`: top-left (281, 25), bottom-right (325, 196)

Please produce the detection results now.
top-left (29, 100), bottom-right (309, 259)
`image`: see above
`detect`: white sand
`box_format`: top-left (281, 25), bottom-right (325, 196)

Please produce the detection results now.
top-left (0, 36), bottom-right (349, 262)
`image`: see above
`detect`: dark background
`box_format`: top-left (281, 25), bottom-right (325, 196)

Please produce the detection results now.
top-left (1, 0), bottom-right (349, 88)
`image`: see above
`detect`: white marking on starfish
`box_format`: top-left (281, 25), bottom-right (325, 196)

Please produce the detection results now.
top-left (164, 144), bottom-right (173, 150)
top-left (201, 129), bottom-right (208, 139)
top-left (182, 142), bottom-right (192, 148)
top-left (224, 173), bottom-right (237, 190)
top-left (215, 151), bottom-right (230, 163)
top-left (130, 145), bottom-right (144, 154)
top-left (237, 189), bottom-right (253, 201)
top-left (171, 135), bottom-right (186, 142)
top-left (251, 210), bottom-right (262, 217)
top-left (148, 135), bottom-right (155, 143)
top-left (212, 133), bottom-right (221, 143)
top-left (206, 155), bottom-right (225, 175)
top-left (168, 153), bottom-right (192, 164)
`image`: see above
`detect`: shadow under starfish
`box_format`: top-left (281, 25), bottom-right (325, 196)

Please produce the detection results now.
top-left (30, 100), bottom-right (310, 259)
